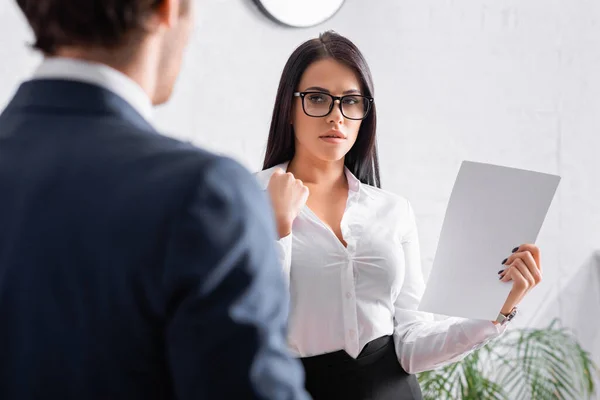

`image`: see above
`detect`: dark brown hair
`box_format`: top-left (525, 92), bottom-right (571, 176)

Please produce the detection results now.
top-left (262, 31), bottom-right (381, 188)
top-left (16, 0), bottom-right (171, 55)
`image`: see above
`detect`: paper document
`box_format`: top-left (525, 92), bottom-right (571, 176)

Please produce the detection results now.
top-left (417, 161), bottom-right (561, 321)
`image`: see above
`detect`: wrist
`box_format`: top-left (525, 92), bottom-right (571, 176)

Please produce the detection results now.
top-left (276, 218), bottom-right (292, 239)
top-left (500, 291), bottom-right (522, 316)
top-left (500, 306), bottom-right (515, 315)
top-left (493, 306), bottom-right (518, 326)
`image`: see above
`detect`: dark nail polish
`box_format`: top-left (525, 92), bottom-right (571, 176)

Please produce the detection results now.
top-left (512, 247), bottom-right (519, 253)
top-left (499, 275), bottom-right (503, 280)
top-left (501, 258), bottom-right (508, 265)
top-left (498, 269), bottom-right (505, 274)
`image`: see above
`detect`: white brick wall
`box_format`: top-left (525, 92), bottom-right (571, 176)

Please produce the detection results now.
top-left (2, 0), bottom-right (599, 370)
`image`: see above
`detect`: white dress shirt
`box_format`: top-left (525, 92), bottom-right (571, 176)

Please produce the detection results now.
top-left (256, 162), bottom-right (507, 374)
top-left (32, 57), bottom-right (153, 122)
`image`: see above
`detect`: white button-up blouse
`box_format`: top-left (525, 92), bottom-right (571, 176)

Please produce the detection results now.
top-left (256, 162), bottom-right (505, 374)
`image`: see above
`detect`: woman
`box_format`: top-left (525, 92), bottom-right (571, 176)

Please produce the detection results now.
top-left (256, 31), bottom-right (541, 400)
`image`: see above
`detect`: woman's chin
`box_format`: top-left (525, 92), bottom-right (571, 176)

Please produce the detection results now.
top-left (316, 153), bottom-right (348, 163)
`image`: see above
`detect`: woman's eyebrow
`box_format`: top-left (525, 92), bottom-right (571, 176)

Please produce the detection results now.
top-left (303, 86), bottom-right (362, 95)
top-left (304, 86), bottom-right (330, 92)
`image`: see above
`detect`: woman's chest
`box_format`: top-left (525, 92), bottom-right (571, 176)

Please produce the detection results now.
top-left (289, 205), bottom-right (408, 293)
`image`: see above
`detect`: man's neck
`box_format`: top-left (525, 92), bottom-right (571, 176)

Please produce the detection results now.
top-left (53, 47), bottom-right (157, 104)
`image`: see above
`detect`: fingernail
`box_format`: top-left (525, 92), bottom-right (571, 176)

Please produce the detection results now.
top-left (499, 275), bottom-right (503, 280)
top-left (512, 247), bottom-right (519, 253)
top-left (501, 258), bottom-right (508, 265)
top-left (498, 269), bottom-right (505, 274)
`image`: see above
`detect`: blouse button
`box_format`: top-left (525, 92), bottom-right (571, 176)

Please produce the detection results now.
top-left (345, 292), bottom-right (352, 299)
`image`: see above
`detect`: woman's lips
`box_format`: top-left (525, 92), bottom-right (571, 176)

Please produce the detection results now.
top-left (319, 136), bottom-right (346, 144)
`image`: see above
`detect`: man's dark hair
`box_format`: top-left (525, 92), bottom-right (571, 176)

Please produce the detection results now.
top-left (16, 0), bottom-right (166, 55)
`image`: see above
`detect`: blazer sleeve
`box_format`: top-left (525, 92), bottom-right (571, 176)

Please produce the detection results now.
top-left (163, 156), bottom-right (309, 400)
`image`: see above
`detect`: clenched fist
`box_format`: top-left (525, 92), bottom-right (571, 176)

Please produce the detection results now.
top-left (267, 169), bottom-right (309, 238)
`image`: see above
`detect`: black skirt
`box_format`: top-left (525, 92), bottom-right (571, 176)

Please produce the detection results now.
top-left (300, 336), bottom-right (423, 400)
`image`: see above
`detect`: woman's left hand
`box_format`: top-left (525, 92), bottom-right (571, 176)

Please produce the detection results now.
top-left (496, 244), bottom-right (542, 317)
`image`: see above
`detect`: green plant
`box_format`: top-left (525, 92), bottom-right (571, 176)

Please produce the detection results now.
top-left (417, 319), bottom-right (599, 400)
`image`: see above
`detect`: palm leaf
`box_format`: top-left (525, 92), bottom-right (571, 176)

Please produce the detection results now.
top-left (418, 319), bottom-right (599, 400)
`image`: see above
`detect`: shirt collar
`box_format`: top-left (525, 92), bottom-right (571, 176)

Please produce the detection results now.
top-left (344, 167), bottom-right (361, 194)
top-left (32, 57), bottom-right (153, 123)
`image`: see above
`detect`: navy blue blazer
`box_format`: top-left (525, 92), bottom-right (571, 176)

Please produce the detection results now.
top-left (0, 79), bottom-right (308, 400)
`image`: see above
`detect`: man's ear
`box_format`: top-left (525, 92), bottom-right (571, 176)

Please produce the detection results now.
top-left (154, 0), bottom-right (181, 28)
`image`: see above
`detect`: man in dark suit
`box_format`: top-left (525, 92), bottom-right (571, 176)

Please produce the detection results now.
top-left (0, 1), bottom-right (309, 399)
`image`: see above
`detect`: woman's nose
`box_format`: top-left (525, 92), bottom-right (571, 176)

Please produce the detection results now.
top-left (327, 100), bottom-right (344, 124)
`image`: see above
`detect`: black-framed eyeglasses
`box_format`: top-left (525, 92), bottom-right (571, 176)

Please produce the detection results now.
top-left (293, 91), bottom-right (374, 121)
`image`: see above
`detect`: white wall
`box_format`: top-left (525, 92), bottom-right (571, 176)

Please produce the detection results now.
top-left (2, 0), bottom-right (599, 366)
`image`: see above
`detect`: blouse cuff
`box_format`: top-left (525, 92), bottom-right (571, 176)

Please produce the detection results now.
top-left (276, 233), bottom-right (292, 252)
top-left (275, 233), bottom-right (293, 282)
top-left (462, 318), bottom-right (507, 346)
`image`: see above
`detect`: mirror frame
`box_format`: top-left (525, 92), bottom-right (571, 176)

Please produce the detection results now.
top-left (252, 0), bottom-right (346, 28)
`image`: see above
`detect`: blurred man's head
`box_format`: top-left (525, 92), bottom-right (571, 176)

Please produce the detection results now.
top-left (16, 0), bottom-right (194, 105)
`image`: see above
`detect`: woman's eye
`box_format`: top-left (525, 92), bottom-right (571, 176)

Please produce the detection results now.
top-left (343, 96), bottom-right (361, 105)
top-left (308, 94), bottom-right (327, 103)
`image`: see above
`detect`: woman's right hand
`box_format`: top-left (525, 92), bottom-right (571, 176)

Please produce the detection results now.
top-left (267, 169), bottom-right (309, 239)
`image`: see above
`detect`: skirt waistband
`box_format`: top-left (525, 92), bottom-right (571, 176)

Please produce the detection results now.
top-left (300, 336), bottom-right (395, 371)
